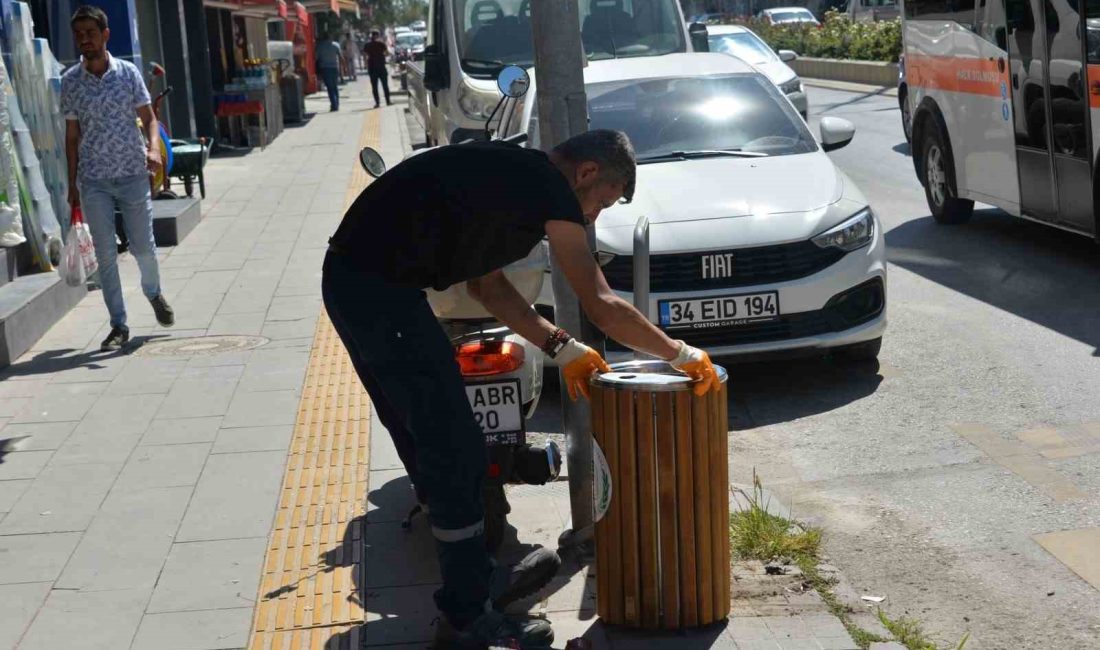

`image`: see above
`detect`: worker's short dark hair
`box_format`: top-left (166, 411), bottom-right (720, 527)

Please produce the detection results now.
top-left (371, 30), bottom-right (381, 37)
top-left (71, 5), bottom-right (108, 31)
top-left (553, 129), bottom-right (636, 203)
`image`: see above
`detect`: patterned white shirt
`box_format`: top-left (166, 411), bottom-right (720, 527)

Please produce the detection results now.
top-left (60, 54), bottom-right (151, 181)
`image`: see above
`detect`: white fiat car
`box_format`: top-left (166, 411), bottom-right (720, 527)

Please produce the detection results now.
top-left (507, 53), bottom-right (887, 361)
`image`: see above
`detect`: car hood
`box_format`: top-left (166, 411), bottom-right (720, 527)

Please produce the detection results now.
top-left (753, 60), bottom-right (798, 86)
top-left (596, 152), bottom-right (862, 253)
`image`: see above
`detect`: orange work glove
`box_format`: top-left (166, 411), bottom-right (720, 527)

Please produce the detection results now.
top-left (557, 339), bottom-right (611, 401)
top-left (670, 340), bottom-right (720, 396)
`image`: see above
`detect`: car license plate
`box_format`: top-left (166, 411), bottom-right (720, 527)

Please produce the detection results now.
top-left (465, 379), bottom-right (524, 446)
top-left (659, 291), bottom-right (780, 330)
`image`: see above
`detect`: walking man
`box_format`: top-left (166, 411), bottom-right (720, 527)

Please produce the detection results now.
top-left (363, 31), bottom-right (391, 109)
top-left (323, 131), bottom-right (718, 648)
top-left (62, 5), bottom-right (174, 351)
top-left (316, 34), bottom-right (342, 111)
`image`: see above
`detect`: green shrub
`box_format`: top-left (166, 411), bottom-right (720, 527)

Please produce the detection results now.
top-left (728, 11), bottom-right (902, 63)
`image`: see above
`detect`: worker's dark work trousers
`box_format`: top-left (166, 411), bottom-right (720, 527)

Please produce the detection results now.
top-left (321, 250), bottom-right (491, 628)
top-left (369, 66), bottom-right (391, 106)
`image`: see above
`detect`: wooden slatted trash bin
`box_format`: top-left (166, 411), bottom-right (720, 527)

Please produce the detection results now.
top-left (589, 360), bottom-right (730, 629)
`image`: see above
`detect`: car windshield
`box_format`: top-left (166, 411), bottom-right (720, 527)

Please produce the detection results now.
top-left (585, 74), bottom-right (817, 158)
top-left (453, 0), bottom-right (686, 78)
top-left (397, 33), bottom-right (425, 47)
top-left (771, 9), bottom-right (815, 21)
top-left (708, 32), bottom-right (777, 65)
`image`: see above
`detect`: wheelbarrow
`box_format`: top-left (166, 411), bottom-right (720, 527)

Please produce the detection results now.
top-left (168, 137), bottom-right (212, 199)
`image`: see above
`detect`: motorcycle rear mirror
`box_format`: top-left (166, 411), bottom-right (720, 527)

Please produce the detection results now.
top-left (496, 65), bottom-right (530, 98)
top-left (359, 147), bottom-right (387, 178)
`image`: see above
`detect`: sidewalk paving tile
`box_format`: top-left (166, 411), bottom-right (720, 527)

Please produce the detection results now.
top-left (0, 397), bottom-right (31, 418)
top-left (0, 461), bottom-right (122, 534)
top-left (236, 349), bottom-right (311, 392)
top-left (0, 377), bottom-right (51, 398)
top-left (207, 311), bottom-right (267, 337)
top-left (0, 582), bottom-right (52, 648)
top-left (175, 450), bottom-right (286, 542)
top-left (0, 479), bottom-right (32, 514)
top-left (16, 586), bottom-right (150, 650)
top-left (104, 358), bottom-right (189, 396)
top-left (140, 416), bottom-right (223, 446)
top-left (366, 469), bottom-right (416, 523)
top-left (147, 537), bottom-right (267, 613)
top-left (56, 485), bottom-right (192, 592)
top-left (211, 424), bottom-right (294, 454)
top-left (0, 532), bottom-right (82, 583)
top-left (221, 388), bottom-right (300, 428)
top-left (735, 642), bottom-right (783, 650)
top-left (10, 381), bottom-right (107, 423)
top-left (364, 521), bottom-right (440, 588)
top-left (545, 612), bottom-right (609, 650)
top-left (369, 413), bottom-right (404, 471)
top-left (49, 351), bottom-right (132, 384)
top-left (362, 584), bottom-right (440, 646)
top-left (605, 624), bottom-right (738, 650)
top-left (801, 614), bottom-right (851, 639)
top-left (157, 365), bottom-right (245, 420)
top-left (765, 615), bottom-right (815, 639)
top-left (261, 316), bottom-right (318, 340)
top-left (131, 607), bottom-right (253, 650)
top-left (114, 443), bottom-right (211, 489)
top-left (0, 450), bottom-right (52, 480)
top-left (819, 636), bottom-right (861, 650)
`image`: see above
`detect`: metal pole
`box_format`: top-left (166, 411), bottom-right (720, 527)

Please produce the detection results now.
top-left (632, 215), bottom-right (650, 361)
top-left (529, 0), bottom-right (597, 552)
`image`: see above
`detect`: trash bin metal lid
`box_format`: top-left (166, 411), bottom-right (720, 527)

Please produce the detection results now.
top-left (591, 360), bottom-right (727, 392)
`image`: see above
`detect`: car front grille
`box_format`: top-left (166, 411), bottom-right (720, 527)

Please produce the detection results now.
top-left (601, 240), bottom-right (846, 293)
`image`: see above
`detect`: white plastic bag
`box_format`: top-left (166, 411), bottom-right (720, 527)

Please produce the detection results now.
top-left (61, 207), bottom-right (96, 287)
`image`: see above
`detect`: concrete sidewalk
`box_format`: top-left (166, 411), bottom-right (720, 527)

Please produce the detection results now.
top-left (0, 75), bottom-right (864, 650)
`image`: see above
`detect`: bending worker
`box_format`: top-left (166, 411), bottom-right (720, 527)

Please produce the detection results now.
top-left (322, 129), bottom-right (719, 649)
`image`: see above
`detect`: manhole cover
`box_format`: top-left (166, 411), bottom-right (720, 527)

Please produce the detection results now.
top-left (136, 335), bottom-right (270, 357)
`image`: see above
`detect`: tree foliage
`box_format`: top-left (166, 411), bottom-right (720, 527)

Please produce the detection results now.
top-left (732, 11), bottom-right (901, 62)
top-left (356, 0), bottom-right (427, 29)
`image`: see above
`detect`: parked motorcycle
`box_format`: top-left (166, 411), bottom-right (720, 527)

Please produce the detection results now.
top-left (356, 66), bottom-right (559, 553)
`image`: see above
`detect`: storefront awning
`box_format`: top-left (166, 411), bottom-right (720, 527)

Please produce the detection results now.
top-left (203, 0), bottom-right (290, 19)
top-left (298, 0), bottom-right (360, 15)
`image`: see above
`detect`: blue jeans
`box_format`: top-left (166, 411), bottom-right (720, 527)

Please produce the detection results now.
top-left (320, 66), bottom-right (340, 110)
top-left (79, 174), bottom-right (161, 330)
top-left (321, 251), bottom-right (491, 628)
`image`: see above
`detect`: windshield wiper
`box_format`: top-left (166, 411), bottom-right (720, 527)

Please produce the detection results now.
top-left (637, 149), bottom-right (769, 163)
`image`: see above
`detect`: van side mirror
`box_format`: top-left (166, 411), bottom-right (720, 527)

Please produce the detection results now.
top-left (689, 22), bottom-right (710, 52)
top-left (423, 44), bottom-right (450, 92)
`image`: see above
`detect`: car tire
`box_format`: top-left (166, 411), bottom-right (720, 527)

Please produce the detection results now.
top-left (833, 337), bottom-right (882, 363)
top-left (899, 88), bottom-right (912, 144)
top-left (921, 125), bottom-right (974, 224)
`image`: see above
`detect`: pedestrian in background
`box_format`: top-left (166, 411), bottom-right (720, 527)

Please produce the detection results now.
top-left (341, 32), bottom-right (358, 82)
top-left (363, 30), bottom-right (391, 109)
top-left (316, 34), bottom-right (342, 112)
top-left (61, 4), bottom-right (174, 351)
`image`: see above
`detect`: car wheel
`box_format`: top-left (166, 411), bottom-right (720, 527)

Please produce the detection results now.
top-left (899, 88), bottom-right (912, 144)
top-left (922, 125), bottom-right (974, 224)
top-left (833, 337), bottom-right (882, 363)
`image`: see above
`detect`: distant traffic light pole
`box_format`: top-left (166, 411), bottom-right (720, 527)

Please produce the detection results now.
top-left (529, 1), bottom-right (598, 553)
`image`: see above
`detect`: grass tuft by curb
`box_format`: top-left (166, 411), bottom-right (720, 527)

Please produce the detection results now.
top-left (730, 470), bottom-right (970, 650)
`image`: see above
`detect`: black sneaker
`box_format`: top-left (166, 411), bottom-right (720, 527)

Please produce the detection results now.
top-left (491, 547), bottom-right (562, 611)
top-left (101, 326), bottom-right (130, 351)
top-left (435, 610), bottom-right (553, 649)
top-left (149, 294), bottom-right (175, 327)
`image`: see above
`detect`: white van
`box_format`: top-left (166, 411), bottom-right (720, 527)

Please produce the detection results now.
top-left (407, 0), bottom-right (706, 146)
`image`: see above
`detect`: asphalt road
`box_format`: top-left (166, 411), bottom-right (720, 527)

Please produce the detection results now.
top-left (729, 85), bottom-right (1100, 649)
top-left (403, 88), bottom-right (1100, 648)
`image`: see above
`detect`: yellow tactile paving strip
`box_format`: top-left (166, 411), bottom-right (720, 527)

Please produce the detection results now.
top-left (247, 109), bottom-right (381, 650)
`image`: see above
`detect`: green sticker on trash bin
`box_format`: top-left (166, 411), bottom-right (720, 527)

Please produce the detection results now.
top-left (593, 440), bottom-right (612, 522)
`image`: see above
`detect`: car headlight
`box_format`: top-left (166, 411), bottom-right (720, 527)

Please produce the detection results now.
top-left (812, 208), bottom-right (875, 252)
top-left (779, 77), bottom-right (803, 95)
top-left (458, 81), bottom-right (497, 120)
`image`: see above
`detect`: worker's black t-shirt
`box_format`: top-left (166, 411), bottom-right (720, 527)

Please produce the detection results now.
top-left (330, 142), bottom-right (585, 291)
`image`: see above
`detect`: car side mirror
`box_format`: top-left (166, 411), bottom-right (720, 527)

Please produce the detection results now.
top-left (820, 116), bottom-right (856, 152)
top-left (423, 44), bottom-right (450, 92)
top-left (778, 49), bottom-right (798, 62)
top-left (689, 22), bottom-right (710, 52)
top-left (359, 147), bottom-right (387, 177)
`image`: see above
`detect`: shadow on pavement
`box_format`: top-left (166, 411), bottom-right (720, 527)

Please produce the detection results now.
top-left (0, 334), bottom-right (168, 380)
top-left (892, 142), bottom-right (910, 156)
top-left (886, 209), bottom-right (1100, 355)
top-left (719, 355), bottom-right (884, 430)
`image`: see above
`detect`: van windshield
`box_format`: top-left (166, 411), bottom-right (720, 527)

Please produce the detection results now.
top-left (453, 0), bottom-right (686, 78)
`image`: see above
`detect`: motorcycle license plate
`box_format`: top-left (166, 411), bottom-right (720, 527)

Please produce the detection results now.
top-left (465, 379), bottom-right (524, 446)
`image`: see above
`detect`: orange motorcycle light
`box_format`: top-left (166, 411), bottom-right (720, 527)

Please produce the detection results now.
top-left (455, 341), bottom-right (525, 376)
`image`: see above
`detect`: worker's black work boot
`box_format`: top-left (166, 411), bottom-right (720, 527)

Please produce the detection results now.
top-left (490, 547), bottom-right (562, 610)
top-left (434, 609), bottom-right (553, 649)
